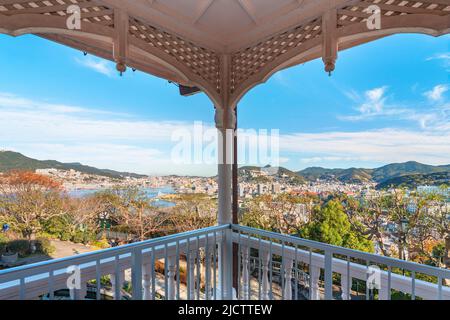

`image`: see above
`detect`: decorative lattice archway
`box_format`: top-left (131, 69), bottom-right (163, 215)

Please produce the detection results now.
top-left (1, 0), bottom-right (448, 109)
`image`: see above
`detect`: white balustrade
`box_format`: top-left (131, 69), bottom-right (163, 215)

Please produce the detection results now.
top-left (260, 250), bottom-right (271, 300)
top-left (142, 263), bottom-right (153, 300)
top-left (240, 244), bottom-right (250, 300)
top-left (310, 266), bottom-right (321, 300)
top-left (340, 273), bottom-right (350, 300)
top-left (283, 258), bottom-right (294, 300)
top-left (187, 249), bottom-right (196, 300)
top-left (111, 270), bottom-right (125, 300)
top-left (1, 224), bottom-right (450, 301)
top-left (167, 256), bottom-right (177, 300)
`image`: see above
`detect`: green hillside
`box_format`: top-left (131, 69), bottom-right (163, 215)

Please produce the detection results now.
top-left (298, 161), bottom-right (450, 184)
top-left (0, 151), bottom-right (146, 179)
top-left (298, 167), bottom-right (374, 183)
top-left (372, 161), bottom-right (450, 182)
top-left (239, 165), bottom-right (306, 184)
top-left (376, 172), bottom-right (450, 189)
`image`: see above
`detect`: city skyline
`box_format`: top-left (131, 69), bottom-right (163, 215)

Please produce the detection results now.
top-left (0, 33), bottom-right (449, 176)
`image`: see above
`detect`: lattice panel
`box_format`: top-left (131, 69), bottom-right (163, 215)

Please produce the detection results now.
top-left (338, 0), bottom-right (450, 28)
top-left (0, 0), bottom-right (114, 27)
top-left (129, 17), bottom-right (221, 93)
top-left (230, 18), bottom-right (322, 94)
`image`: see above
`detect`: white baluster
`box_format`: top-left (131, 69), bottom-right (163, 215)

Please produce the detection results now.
top-left (79, 281), bottom-right (88, 300)
top-left (261, 250), bottom-right (271, 300)
top-left (187, 250), bottom-right (196, 300)
top-left (310, 266), bottom-right (321, 300)
top-left (69, 281), bottom-right (87, 300)
top-left (143, 263), bottom-right (153, 300)
top-left (240, 244), bottom-right (250, 300)
top-left (341, 273), bottom-right (350, 300)
top-left (167, 256), bottom-right (177, 300)
top-left (379, 280), bottom-right (389, 300)
top-left (205, 244), bottom-right (213, 300)
top-left (111, 270), bottom-right (124, 300)
top-left (283, 258), bottom-right (294, 300)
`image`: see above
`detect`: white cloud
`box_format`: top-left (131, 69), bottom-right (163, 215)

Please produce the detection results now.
top-left (273, 70), bottom-right (290, 87)
top-left (280, 128), bottom-right (450, 166)
top-left (0, 92), bottom-right (125, 116)
top-left (74, 56), bottom-right (115, 77)
top-left (1, 92), bottom-right (449, 175)
top-left (0, 92), bottom-right (196, 143)
top-left (339, 86), bottom-right (388, 121)
top-left (339, 86), bottom-right (450, 129)
top-left (300, 156), bottom-right (370, 164)
top-left (424, 84), bottom-right (448, 101)
top-left (426, 52), bottom-right (450, 71)
top-left (360, 87), bottom-right (386, 113)
top-left (427, 53), bottom-right (450, 61)
top-left (0, 92), bottom-right (219, 175)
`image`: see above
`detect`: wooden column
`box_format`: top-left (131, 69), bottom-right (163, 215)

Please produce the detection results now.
top-left (215, 92), bottom-right (236, 299)
top-left (232, 106), bottom-right (239, 295)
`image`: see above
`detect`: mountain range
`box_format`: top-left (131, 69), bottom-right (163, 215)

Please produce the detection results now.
top-left (0, 150), bottom-right (146, 179)
top-left (297, 161), bottom-right (450, 185)
top-left (0, 151), bottom-right (449, 188)
top-left (241, 162), bottom-right (450, 188)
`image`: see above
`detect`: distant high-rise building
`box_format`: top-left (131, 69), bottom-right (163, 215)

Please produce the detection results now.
top-left (272, 183), bottom-right (281, 194)
top-left (257, 184), bottom-right (263, 195)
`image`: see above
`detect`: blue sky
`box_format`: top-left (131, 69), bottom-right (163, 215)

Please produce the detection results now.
top-left (0, 33), bottom-right (449, 176)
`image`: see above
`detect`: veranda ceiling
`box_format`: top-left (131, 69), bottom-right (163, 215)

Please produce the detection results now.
top-left (1, 0), bottom-right (449, 109)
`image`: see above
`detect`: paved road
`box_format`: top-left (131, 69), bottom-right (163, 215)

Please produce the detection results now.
top-left (49, 239), bottom-right (95, 259)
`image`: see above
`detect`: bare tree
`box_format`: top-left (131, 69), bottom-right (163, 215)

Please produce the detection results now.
top-left (169, 193), bottom-right (216, 233)
top-left (99, 186), bottom-right (169, 241)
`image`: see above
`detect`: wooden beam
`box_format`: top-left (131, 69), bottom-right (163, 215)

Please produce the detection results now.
top-left (322, 8), bottom-right (338, 74)
top-left (192, 0), bottom-right (215, 24)
top-left (113, 8), bottom-right (128, 74)
top-left (237, 0), bottom-right (259, 25)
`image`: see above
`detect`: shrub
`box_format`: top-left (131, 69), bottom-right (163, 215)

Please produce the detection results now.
top-left (6, 240), bottom-right (30, 257)
top-left (36, 232), bottom-right (55, 240)
top-left (36, 237), bottom-right (55, 256)
top-left (0, 234), bottom-right (9, 254)
top-left (91, 238), bottom-right (110, 249)
top-left (72, 231), bottom-right (96, 244)
top-left (0, 233), bottom-right (8, 245)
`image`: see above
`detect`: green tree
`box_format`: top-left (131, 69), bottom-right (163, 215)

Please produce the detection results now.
top-left (302, 200), bottom-right (373, 252)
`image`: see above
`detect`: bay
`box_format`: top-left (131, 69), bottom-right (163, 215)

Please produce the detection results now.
top-left (67, 186), bottom-right (176, 208)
